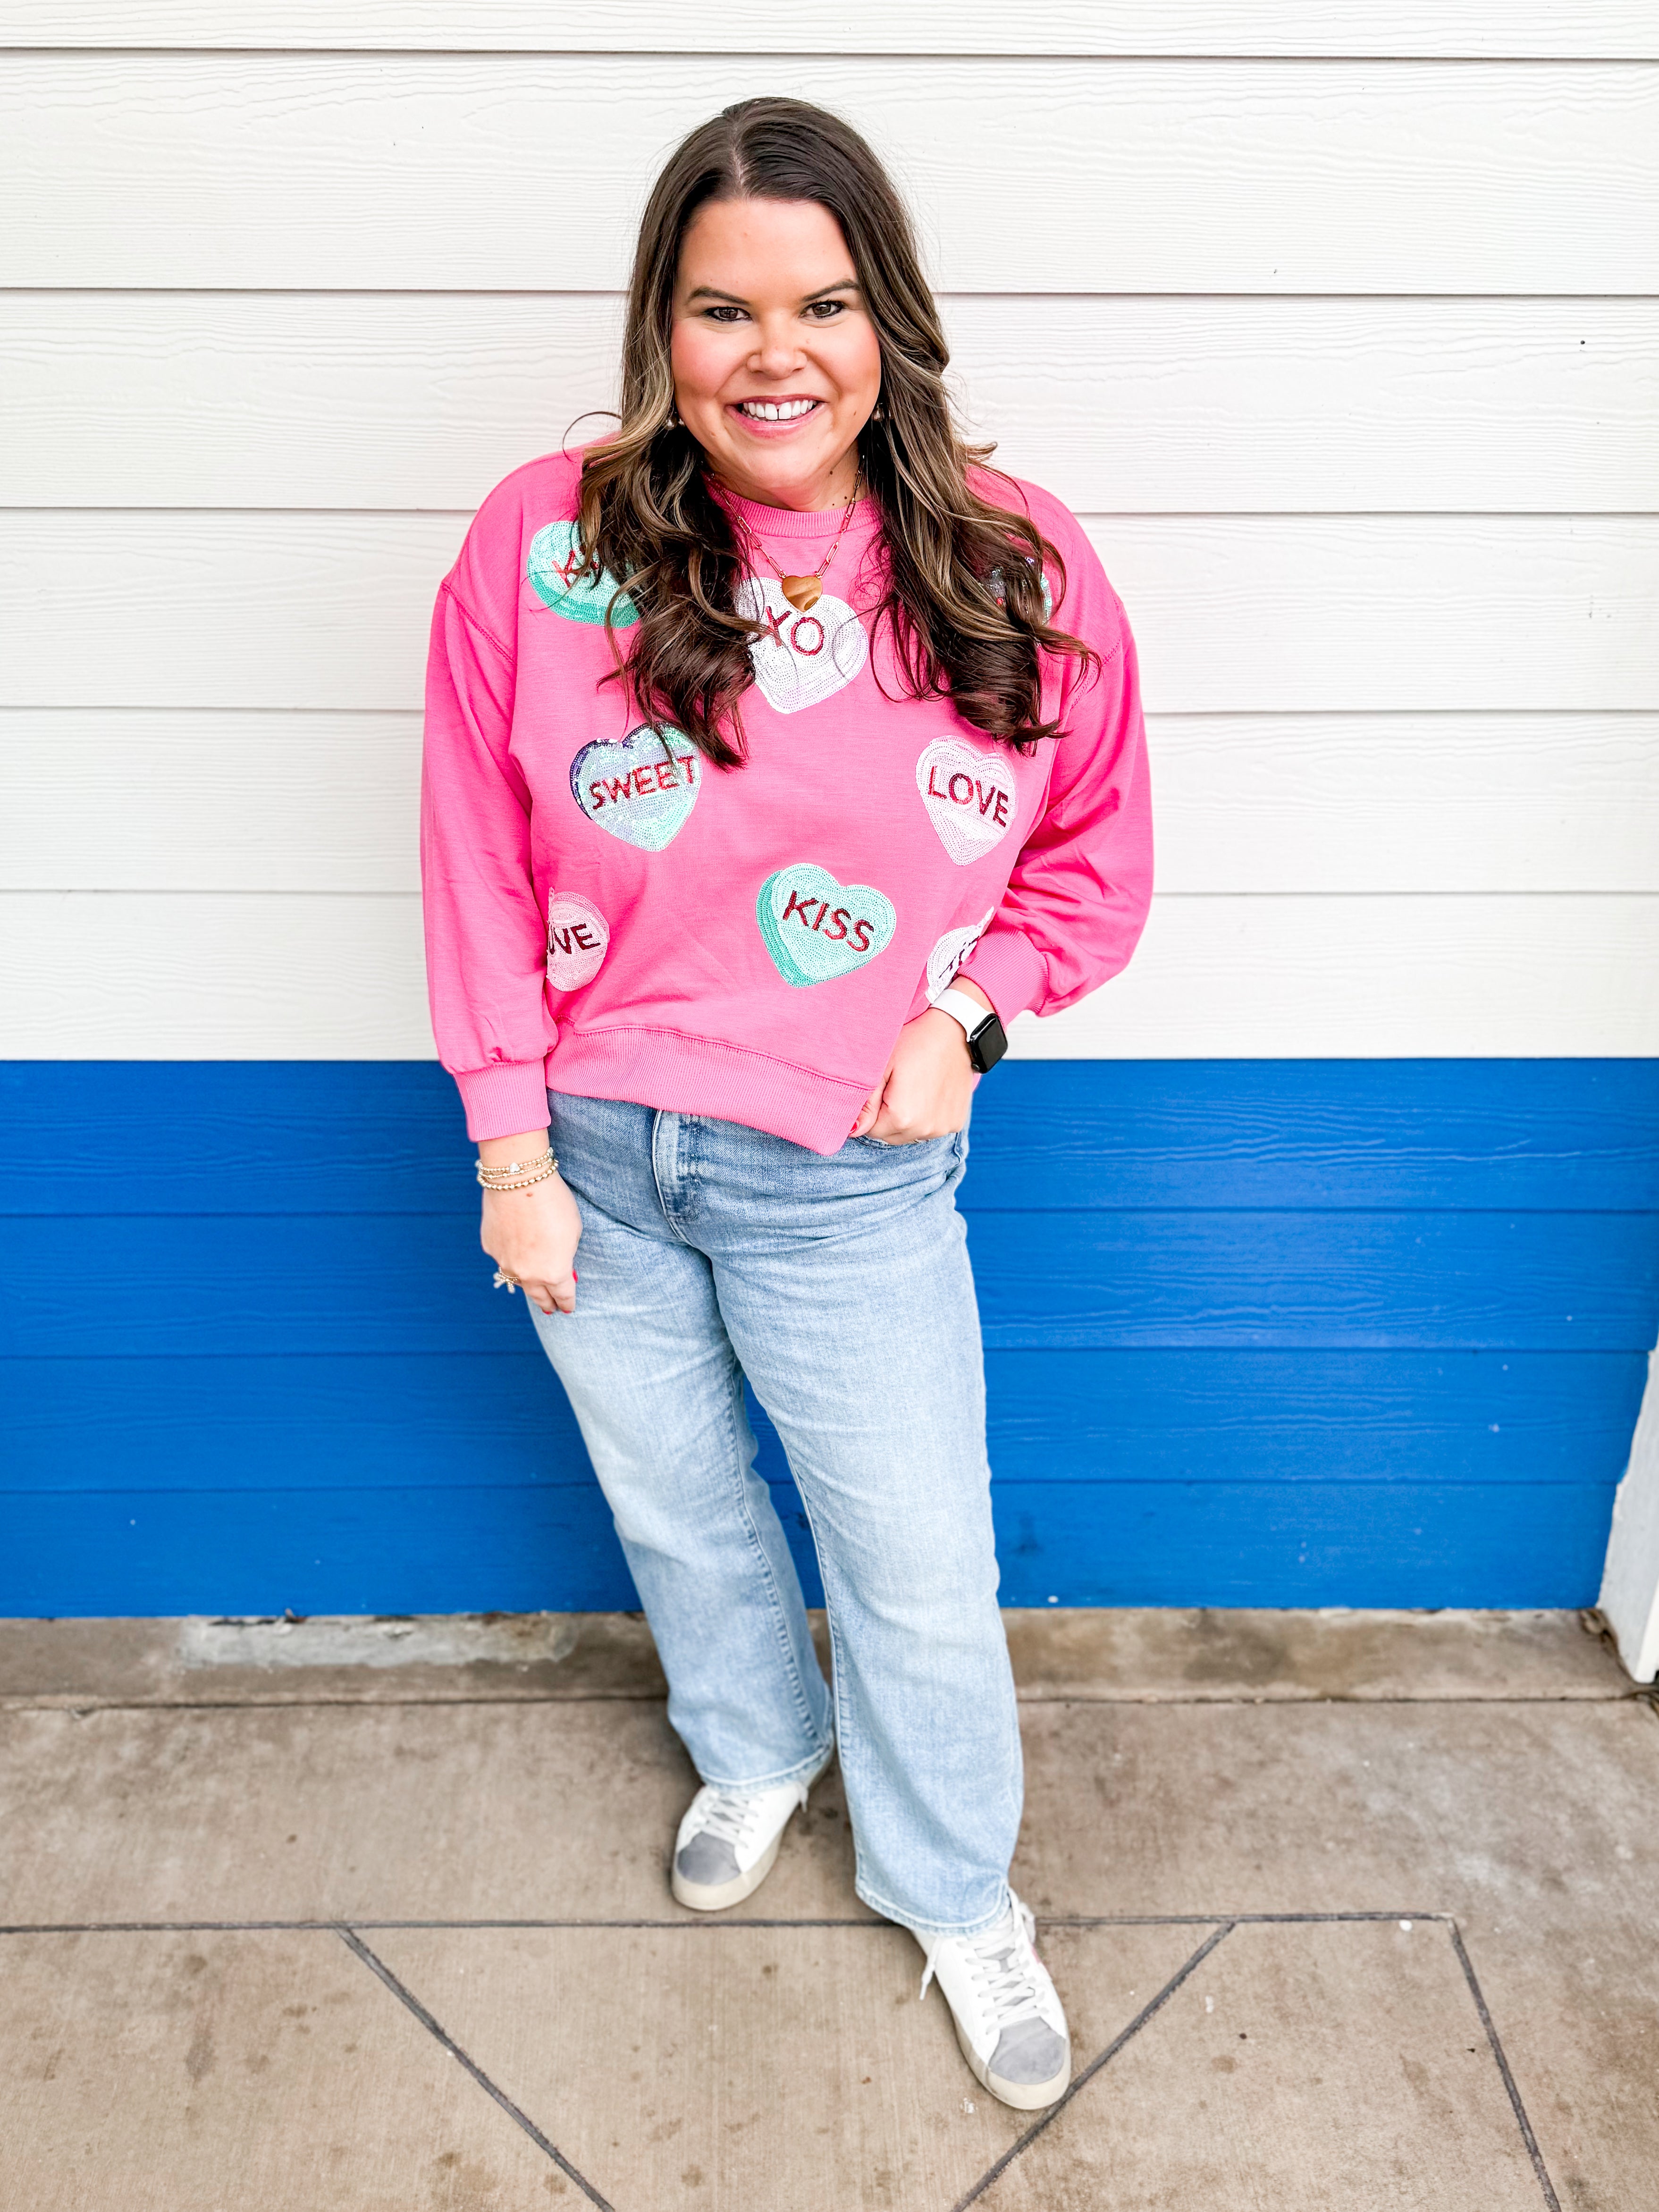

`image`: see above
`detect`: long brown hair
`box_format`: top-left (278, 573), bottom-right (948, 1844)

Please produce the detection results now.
top-left (576, 97), bottom-right (1094, 769)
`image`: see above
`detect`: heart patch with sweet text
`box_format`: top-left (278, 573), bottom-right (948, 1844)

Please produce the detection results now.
top-left (926, 908), bottom-right (995, 1003)
top-left (916, 738), bottom-right (1019, 865)
top-left (545, 892), bottom-right (609, 990)
top-left (570, 726), bottom-right (700, 852)
top-left (737, 578), bottom-right (868, 714)
top-left (756, 862), bottom-right (896, 988)
top-left (526, 521), bottom-right (638, 627)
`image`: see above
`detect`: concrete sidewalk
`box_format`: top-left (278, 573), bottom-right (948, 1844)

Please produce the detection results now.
top-left (2, 1608), bottom-right (1654, 2210)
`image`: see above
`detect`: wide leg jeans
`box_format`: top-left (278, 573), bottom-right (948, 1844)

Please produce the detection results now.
top-left (527, 1092), bottom-right (1023, 1938)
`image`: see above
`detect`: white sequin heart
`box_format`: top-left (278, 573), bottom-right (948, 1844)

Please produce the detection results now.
top-left (916, 738), bottom-right (1018, 864)
top-left (738, 578), bottom-right (869, 714)
top-left (926, 908), bottom-right (995, 1003)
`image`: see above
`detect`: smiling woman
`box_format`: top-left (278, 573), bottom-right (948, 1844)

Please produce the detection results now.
top-left (419, 94), bottom-right (1152, 2112)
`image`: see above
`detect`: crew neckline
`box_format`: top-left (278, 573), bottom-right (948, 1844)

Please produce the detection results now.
top-left (715, 482), bottom-right (880, 543)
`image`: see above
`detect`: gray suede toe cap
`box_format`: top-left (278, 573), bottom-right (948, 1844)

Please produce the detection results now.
top-left (676, 1832), bottom-right (741, 1886)
top-left (990, 2019), bottom-right (1069, 2087)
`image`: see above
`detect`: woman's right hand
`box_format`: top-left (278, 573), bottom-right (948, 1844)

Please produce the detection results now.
top-left (481, 1172), bottom-right (583, 1316)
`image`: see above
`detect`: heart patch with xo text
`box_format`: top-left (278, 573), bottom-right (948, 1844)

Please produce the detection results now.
top-left (570, 726), bottom-right (699, 852)
top-left (756, 862), bottom-right (896, 988)
top-left (526, 520), bottom-right (638, 627)
top-left (737, 578), bottom-right (869, 714)
top-left (916, 738), bottom-right (1019, 865)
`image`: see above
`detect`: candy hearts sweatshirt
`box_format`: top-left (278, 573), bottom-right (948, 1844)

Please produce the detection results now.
top-left (421, 448), bottom-right (1152, 1154)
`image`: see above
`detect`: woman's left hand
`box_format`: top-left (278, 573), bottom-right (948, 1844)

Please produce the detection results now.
top-left (851, 980), bottom-right (994, 1144)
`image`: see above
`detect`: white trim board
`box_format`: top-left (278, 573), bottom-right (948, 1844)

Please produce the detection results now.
top-left (6, 513), bottom-right (1658, 716)
top-left (7, 4), bottom-right (1657, 57)
top-left (4, 890), bottom-right (1656, 1060)
top-left (1600, 1353), bottom-right (1659, 1682)
top-left (5, 295), bottom-right (1656, 515)
top-left (5, 709), bottom-right (1657, 897)
top-left (5, 57), bottom-right (1656, 294)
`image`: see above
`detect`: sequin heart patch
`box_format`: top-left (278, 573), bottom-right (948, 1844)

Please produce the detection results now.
top-left (570, 727), bottom-right (700, 851)
top-left (916, 738), bottom-right (1018, 865)
top-left (526, 521), bottom-right (638, 627)
top-left (926, 908), bottom-right (995, 1002)
top-left (737, 578), bottom-right (869, 714)
top-left (545, 892), bottom-right (609, 990)
top-left (756, 862), bottom-right (896, 988)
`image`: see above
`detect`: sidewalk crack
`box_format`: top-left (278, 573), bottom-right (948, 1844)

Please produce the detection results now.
top-left (336, 1925), bottom-right (616, 2211)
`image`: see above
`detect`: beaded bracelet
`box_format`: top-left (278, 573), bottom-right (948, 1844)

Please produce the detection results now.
top-left (476, 1149), bottom-right (559, 1191)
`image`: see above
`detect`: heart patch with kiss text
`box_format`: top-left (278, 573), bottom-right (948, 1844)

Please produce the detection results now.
top-left (916, 739), bottom-right (1018, 864)
top-left (570, 726), bottom-right (700, 851)
top-left (756, 862), bottom-right (896, 988)
top-left (737, 578), bottom-right (868, 714)
top-left (527, 521), bottom-right (638, 627)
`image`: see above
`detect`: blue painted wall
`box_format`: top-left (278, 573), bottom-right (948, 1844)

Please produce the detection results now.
top-left (3, 1059), bottom-right (1656, 1615)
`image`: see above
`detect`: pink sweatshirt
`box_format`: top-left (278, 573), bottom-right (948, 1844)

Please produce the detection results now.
top-left (421, 448), bottom-right (1152, 1154)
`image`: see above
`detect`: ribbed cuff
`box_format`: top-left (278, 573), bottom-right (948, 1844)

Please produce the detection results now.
top-left (959, 925), bottom-right (1047, 1025)
top-left (453, 1057), bottom-right (554, 1143)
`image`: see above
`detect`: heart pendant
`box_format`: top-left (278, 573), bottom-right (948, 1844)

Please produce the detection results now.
top-left (736, 579), bottom-right (869, 715)
top-left (779, 574), bottom-right (822, 613)
top-left (756, 862), bottom-right (897, 988)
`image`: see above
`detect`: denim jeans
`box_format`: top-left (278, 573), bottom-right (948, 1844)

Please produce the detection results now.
top-left (527, 1092), bottom-right (1023, 1938)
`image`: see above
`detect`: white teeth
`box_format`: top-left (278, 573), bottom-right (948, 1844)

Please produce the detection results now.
top-left (741, 399), bottom-right (817, 421)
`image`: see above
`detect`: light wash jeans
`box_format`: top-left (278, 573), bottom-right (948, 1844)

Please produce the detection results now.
top-left (527, 1092), bottom-right (1023, 1937)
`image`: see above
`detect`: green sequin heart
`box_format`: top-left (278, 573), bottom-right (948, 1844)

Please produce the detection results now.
top-left (526, 520), bottom-right (638, 627)
top-left (756, 863), bottom-right (896, 988)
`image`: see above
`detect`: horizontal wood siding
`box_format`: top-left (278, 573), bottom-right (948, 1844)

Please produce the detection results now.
top-left (6, 709), bottom-right (1659, 896)
top-left (2, 1061), bottom-right (1653, 1613)
top-left (2, 24), bottom-right (1655, 1615)
top-left (7, 295), bottom-right (1657, 513)
top-left (8, 5), bottom-right (1658, 59)
top-left (6, 59), bottom-right (1656, 294)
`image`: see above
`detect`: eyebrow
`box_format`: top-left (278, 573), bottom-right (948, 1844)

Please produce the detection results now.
top-left (684, 278), bottom-right (861, 306)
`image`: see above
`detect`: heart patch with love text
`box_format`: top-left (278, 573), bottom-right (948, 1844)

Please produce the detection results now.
top-left (570, 726), bottom-right (700, 851)
top-left (916, 739), bottom-right (1018, 865)
top-left (526, 521), bottom-right (638, 627)
top-left (756, 862), bottom-right (896, 988)
top-left (545, 892), bottom-right (609, 990)
top-left (737, 578), bottom-right (868, 714)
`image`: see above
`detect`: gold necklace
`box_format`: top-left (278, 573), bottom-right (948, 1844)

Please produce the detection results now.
top-left (749, 467), bottom-right (864, 614)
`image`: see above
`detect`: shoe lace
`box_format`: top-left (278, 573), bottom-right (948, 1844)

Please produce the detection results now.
top-left (919, 1899), bottom-right (1044, 2021)
top-left (697, 1791), bottom-right (763, 1850)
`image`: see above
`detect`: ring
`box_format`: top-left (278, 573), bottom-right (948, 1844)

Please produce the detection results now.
top-left (492, 1267), bottom-right (521, 1293)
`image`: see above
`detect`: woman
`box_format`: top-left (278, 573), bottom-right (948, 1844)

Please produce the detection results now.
top-left (421, 96), bottom-right (1151, 2110)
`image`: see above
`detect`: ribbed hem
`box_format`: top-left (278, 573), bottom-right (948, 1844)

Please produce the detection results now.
top-left (959, 925), bottom-right (1048, 1025)
top-left (547, 1024), bottom-right (872, 1157)
top-left (454, 1057), bottom-right (556, 1144)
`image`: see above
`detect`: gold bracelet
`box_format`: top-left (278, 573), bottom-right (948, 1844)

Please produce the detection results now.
top-left (477, 1152), bottom-right (559, 1190)
top-left (476, 1148), bottom-right (555, 1176)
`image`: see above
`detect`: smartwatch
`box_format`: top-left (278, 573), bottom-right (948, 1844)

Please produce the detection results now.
top-left (932, 987), bottom-right (1009, 1074)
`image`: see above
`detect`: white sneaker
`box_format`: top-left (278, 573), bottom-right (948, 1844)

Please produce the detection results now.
top-left (917, 1890), bottom-right (1072, 2110)
top-left (670, 1769), bottom-right (818, 1910)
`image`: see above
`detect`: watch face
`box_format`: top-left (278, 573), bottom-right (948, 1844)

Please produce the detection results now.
top-left (970, 1014), bottom-right (1009, 1072)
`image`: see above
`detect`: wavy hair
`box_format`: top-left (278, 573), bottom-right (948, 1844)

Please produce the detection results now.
top-left (575, 96), bottom-right (1094, 768)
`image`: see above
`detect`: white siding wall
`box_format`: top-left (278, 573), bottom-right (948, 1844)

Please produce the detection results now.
top-left (2, 19), bottom-right (1656, 1064)
top-left (4, 7), bottom-right (1657, 1653)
